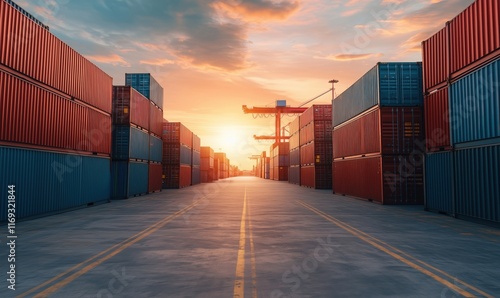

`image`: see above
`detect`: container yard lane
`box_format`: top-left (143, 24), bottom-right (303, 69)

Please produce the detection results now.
top-left (2, 177), bottom-right (500, 297)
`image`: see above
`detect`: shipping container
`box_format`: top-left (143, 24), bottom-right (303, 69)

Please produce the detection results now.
top-left (454, 144), bottom-right (500, 224)
top-left (449, 0), bottom-right (500, 78)
top-left (125, 73), bottom-right (164, 110)
top-left (424, 87), bottom-right (452, 152)
top-left (162, 122), bottom-right (193, 147)
top-left (0, 1), bottom-right (112, 113)
top-left (300, 105), bottom-right (332, 128)
top-left (162, 164), bottom-right (191, 189)
top-left (111, 161), bottom-right (148, 199)
top-left (333, 62), bottom-right (423, 127)
top-left (161, 143), bottom-right (192, 165)
top-left (272, 166), bottom-right (289, 181)
top-left (148, 163), bottom-right (162, 193)
top-left (422, 27), bottom-right (449, 91)
top-left (149, 103), bottom-right (163, 137)
top-left (213, 158), bottom-right (220, 181)
top-left (450, 58), bottom-right (500, 146)
top-left (290, 147), bottom-right (300, 167)
top-left (112, 86), bottom-right (149, 130)
top-left (192, 166), bottom-right (201, 185)
top-left (201, 169), bottom-right (214, 183)
top-left (333, 155), bottom-right (424, 204)
top-left (425, 151), bottom-right (453, 215)
top-left (192, 134), bottom-right (201, 152)
top-left (0, 70), bottom-right (111, 154)
top-left (289, 165), bottom-right (300, 185)
top-left (149, 134), bottom-right (162, 163)
top-left (201, 146), bottom-right (214, 170)
top-left (333, 107), bottom-right (423, 158)
top-left (300, 121), bottom-right (332, 146)
top-left (301, 165), bottom-right (332, 189)
top-left (264, 157), bottom-right (270, 179)
top-left (112, 126), bottom-right (149, 161)
top-left (0, 146), bottom-right (110, 221)
top-left (192, 150), bottom-right (201, 167)
top-left (300, 142), bottom-right (332, 166)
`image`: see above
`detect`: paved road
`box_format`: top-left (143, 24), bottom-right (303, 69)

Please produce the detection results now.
top-left (1, 177), bottom-right (500, 297)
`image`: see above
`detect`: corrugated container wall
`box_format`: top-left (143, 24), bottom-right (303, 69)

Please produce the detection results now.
top-left (450, 58), bottom-right (500, 146)
top-left (449, 0), bottom-right (500, 77)
top-left (112, 126), bottom-right (149, 161)
top-left (125, 73), bottom-right (164, 110)
top-left (0, 70), bottom-right (111, 154)
top-left (148, 163), bottom-right (162, 193)
top-left (422, 27), bottom-right (449, 91)
top-left (162, 164), bottom-right (191, 189)
top-left (111, 161), bottom-right (148, 199)
top-left (424, 87), bottom-right (451, 151)
top-left (149, 135), bottom-right (163, 163)
top-left (149, 103), bottom-right (163, 137)
top-left (0, 146), bottom-right (110, 221)
top-left (425, 151), bottom-right (453, 215)
top-left (112, 86), bottom-right (149, 130)
top-left (0, 0), bottom-right (112, 113)
top-left (333, 62), bottom-right (423, 127)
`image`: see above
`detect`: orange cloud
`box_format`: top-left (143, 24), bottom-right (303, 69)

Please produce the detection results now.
top-left (212, 0), bottom-right (300, 22)
top-left (85, 54), bottom-right (130, 66)
top-left (319, 53), bottom-right (383, 61)
top-left (140, 58), bottom-right (176, 66)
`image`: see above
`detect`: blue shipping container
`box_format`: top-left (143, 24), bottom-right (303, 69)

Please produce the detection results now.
top-left (333, 62), bottom-right (423, 126)
top-left (111, 161), bottom-right (148, 199)
top-left (125, 73), bottom-right (164, 110)
top-left (192, 150), bottom-right (201, 167)
top-left (112, 126), bottom-right (149, 161)
top-left (149, 134), bottom-right (162, 163)
top-left (192, 166), bottom-right (201, 185)
top-left (181, 145), bottom-right (192, 165)
top-left (0, 146), bottom-right (110, 221)
top-left (425, 151), bottom-right (454, 215)
top-left (450, 58), bottom-right (500, 146)
top-left (454, 144), bottom-right (500, 224)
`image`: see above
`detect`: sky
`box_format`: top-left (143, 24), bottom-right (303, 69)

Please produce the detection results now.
top-left (18, 0), bottom-right (474, 170)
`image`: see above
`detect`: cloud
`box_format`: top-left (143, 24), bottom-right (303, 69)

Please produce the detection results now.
top-left (85, 54), bottom-right (130, 67)
top-left (212, 0), bottom-right (300, 22)
top-left (317, 53), bottom-right (383, 61)
top-left (140, 59), bottom-right (176, 66)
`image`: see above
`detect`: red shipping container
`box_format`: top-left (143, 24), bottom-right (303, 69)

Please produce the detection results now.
top-left (300, 141), bottom-right (332, 166)
top-left (162, 122), bottom-right (193, 148)
top-left (272, 166), bottom-right (288, 181)
top-left (148, 163), bottom-right (162, 193)
top-left (162, 164), bottom-right (191, 189)
top-left (290, 116), bottom-right (300, 135)
top-left (422, 27), bottom-right (449, 91)
top-left (289, 165), bottom-right (300, 185)
top-left (112, 86), bottom-right (149, 130)
top-left (424, 88), bottom-right (451, 152)
top-left (300, 165), bottom-right (332, 189)
top-left (149, 103), bottom-right (163, 137)
top-left (192, 134), bottom-right (201, 152)
top-left (0, 1), bottom-right (112, 113)
top-left (449, 0), bottom-right (500, 78)
top-left (0, 70), bottom-right (110, 154)
top-left (333, 155), bottom-right (423, 204)
top-left (333, 107), bottom-right (423, 159)
top-left (300, 104), bottom-right (332, 128)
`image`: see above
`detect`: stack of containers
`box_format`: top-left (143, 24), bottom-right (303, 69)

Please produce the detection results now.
top-left (0, 1), bottom-right (112, 221)
top-left (200, 146), bottom-right (215, 182)
top-left (111, 85), bottom-right (162, 199)
top-left (332, 62), bottom-right (424, 204)
top-left (423, 0), bottom-right (500, 224)
top-left (289, 118), bottom-right (301, 185)
top-left (257, 151), bottom-right (270, 179)
top-left (192, 134), bottom-right (201, 185)
top-left (270, 142), bottom-right (290, 181)
top-left (299, 105), bottom-right (332, 189)
top-left (225, 158), bottom-right (231, 178)
top-left (162, 122), bottom-right (192, 188)
top-left (214, 153), bottom-right (228, 179)
top-left (125, 73), bottom-right (164, 193)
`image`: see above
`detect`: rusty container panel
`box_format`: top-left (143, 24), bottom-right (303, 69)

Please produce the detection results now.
top-left (300, 104), bottom-right (332, 128)
top-left (422, 26), bottom-right (449, 91)
top-left (0, 70), bottom-right (110, 155)
top-left (149, 103), bottom-right (163, 137)
top-left (300, 165), bottom-right (332, 189)
top-left (301, 141), bottom-right (332, 166)
top-left (424, 87), bottom-right (451, 152)
top-left (162, 122), bottom-right (193, 149)
top-left (333, 156), bottom-right (383, 202)
top-left (449, 0), bottom-right (500, 77)
top-left (112, 86), bottom-right (149, 130)
top-left (148, 163), bottom-right (162, 193)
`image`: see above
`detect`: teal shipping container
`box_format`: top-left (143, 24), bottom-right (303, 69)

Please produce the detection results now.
top-left (0, 146), bottom-right (110, 221)
top-left (111, 161), bottom-right (148, 199)
top-left (149, 134), bottom-right (163, 163)
top-left (125, 73), bottom-right (164, 110)
top-left (112, 126), bottom-right (149, 161)
top-left (425, 151), bottom-right (454, 215)
top-left (333, 62), bottom-right (423, 127)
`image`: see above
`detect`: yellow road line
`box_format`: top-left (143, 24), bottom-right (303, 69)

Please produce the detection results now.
top-left (18, 200), bottom-right (200, 298)
top-left (234, 188), bottom-right (247, 298)
top-left (297, 200), bottom-right (492, 298)
top-left (248, 193), bottom-right (258, 298)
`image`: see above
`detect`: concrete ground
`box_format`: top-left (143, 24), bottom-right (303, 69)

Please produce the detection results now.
top-left (1, 176), bottom-right (500, 298)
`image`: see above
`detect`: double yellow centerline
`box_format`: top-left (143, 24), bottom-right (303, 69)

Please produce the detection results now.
top-left (233, 187), bottom-right (258, 298)
top-left (18, 200), bottom-right (201, 298)
top-left (297, 200), bottom-right (493, 298)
